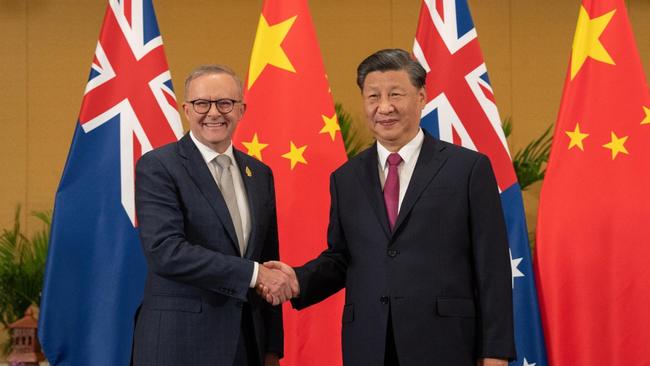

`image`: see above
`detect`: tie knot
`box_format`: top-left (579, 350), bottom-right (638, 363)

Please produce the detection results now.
top-left (215, 154), bottom-right (232, 170)
top-left (387, 153), bottom-right (402, 167)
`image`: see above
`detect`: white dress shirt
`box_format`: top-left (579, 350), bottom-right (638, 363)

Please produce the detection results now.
top-left (189, 132), bottom-right (258, 287)
top-left (377, 129), bottom-right (425, 212)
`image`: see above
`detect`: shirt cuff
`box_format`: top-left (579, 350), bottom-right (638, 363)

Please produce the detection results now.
top-left (249, 261), bottom-right (259, 288)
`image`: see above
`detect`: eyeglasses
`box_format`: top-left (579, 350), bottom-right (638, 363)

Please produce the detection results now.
top-left (186, 98), bottom-right (242, 114)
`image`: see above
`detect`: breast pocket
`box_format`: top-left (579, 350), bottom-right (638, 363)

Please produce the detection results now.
top-left (420, 186), bottom-right (456, 199)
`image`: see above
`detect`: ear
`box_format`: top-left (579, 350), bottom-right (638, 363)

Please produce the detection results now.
top-left (239, 102), bottom-right (247, 115)
top-left (417, 87), bottom-right (427, 108)
top-left (182, 102), bottom-right (192, 119)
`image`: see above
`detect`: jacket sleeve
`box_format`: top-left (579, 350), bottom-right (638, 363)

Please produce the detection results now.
top-left (258, 169), bottom-right (284, 357)
top-left (292, 172), bottom-right (349, 310)
top-left (135, 152), bottom-right (254, 301)
top-left (469, 154), bottom-right (517, 361)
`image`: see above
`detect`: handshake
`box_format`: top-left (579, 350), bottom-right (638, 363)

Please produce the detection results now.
top-left (255, 261), bottom-right (300, 306)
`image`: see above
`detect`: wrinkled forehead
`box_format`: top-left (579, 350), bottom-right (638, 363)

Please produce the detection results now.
top-left (185, 71), bottom-right (243, 99)
top-left (362, 70), bottom-right (417, 91)
top-left (186, 72), bottom-right (243, 99)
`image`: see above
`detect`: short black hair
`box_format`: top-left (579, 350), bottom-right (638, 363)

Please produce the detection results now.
top-left (356, 48), bottom-right (426, 90)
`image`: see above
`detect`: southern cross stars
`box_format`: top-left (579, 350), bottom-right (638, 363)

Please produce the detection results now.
top-left (510, 249), bottom-right (524, 289)
top-left (522, 358), bottom-right (536, 366)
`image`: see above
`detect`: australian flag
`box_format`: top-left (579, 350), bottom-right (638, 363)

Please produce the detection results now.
top-left (414, 1), bottom-right (548, 365)
top-left (38, 1), bottom-right (182, 364)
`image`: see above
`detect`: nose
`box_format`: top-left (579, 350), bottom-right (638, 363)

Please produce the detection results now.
top-left (206, 101), bottom-right (221, 117)
top-left (377, 96), bottom-right (395, 114)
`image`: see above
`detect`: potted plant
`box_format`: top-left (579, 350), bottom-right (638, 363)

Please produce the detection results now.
top-left (0, 207), bottom-right (50, 355)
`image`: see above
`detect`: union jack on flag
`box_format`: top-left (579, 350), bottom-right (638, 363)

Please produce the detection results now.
top-left (414, 1), bottom-right (548, 365)
top-left (39, 1), bottom-right (181, 365)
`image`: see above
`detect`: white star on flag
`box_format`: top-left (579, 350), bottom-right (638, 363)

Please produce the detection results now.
top-left (522, 358), bottom-right (536, 366)
top-left (510, 249), bottom-right (524, 288)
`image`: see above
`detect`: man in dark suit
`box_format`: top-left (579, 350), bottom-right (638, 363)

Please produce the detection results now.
top-left (132, 65), bottom-right (295, 366)
top-left (263, 49), bottom-right (515, 365)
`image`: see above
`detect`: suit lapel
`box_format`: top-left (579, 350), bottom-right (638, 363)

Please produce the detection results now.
top-left (357, 145), bottom-right (392, 238)
top-left (177, 134), bottom-right (241, 255)
top-left (392, 134), bottom-right (448, 234)
top-left (233, 149), bottom-right (258, 259)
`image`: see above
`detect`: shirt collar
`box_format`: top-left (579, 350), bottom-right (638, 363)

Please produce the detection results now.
top-left (377, 128), bottom-right (424, 169)
top-left (189, 131), bottom-right (236, 166)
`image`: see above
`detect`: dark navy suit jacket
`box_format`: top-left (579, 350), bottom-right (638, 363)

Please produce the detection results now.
top-left (132, 134), bottom-right (282, 366)
top-left (292, 133), bottom-right (515, 365)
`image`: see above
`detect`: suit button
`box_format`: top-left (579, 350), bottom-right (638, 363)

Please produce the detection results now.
top-left (235, 301), bottom-right (243, 308)
top-left (387, 249), bottom-right (398, 258)
top-left (380, 296), bottom-right (389, 305)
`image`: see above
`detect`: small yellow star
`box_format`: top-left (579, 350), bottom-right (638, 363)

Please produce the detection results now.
top-left (570, 6), bottom-right (616, 80)
top-left (242, 133), bottom-right (269, 161)
top-left (281, 141), bottom-right (308, 170)
top-left (641, 106), bottom-right (650, 125)
top-left (247, 14), bottom-right (297, 88)
top-left (602, 131), bottom-right (629, 160)
top-left (319, 113), bottom-right (341, 141)
top-left (565, 123), bottom-right (589, 151)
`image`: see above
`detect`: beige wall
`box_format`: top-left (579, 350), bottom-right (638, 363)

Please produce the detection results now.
top-left (1, 0), bottom-right (649, 234)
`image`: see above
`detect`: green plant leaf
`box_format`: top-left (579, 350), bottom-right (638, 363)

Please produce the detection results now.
top-left (512, 124), bottom-right (554, 190)
top-left (335, 103), bottom-right (371, 158)
top-left (0, 206), bottom-right (51, 339)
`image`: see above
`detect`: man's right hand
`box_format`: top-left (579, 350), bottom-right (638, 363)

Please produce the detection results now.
top-left (256, 262), bottom-right (299, 305)
top-left (256, 261), bottom-right (299, 305)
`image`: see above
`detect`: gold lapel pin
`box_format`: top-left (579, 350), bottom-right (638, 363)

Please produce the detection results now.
top-left (245, 166), bottom-right (253, 177)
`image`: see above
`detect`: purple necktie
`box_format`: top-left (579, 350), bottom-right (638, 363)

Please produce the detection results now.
top-left (384, 152), bottom-right (402, 230)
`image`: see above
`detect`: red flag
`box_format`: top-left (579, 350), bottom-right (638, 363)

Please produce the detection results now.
top-left (234, 0), bottom-right (347, 364)
top-left (535, 0), bottom-right (650, 364)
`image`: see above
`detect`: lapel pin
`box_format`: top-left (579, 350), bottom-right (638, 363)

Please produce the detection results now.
top-left (245, 166), bottom-right (253, 177)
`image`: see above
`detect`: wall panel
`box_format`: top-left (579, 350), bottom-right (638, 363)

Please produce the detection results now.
top-left (0, 0), bottom-right (28, 228)
top-left (0, 0), bottom-right (648, 235)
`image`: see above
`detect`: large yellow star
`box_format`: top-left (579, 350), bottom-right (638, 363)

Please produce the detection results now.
top-left (565, 123), bottom-right (589, 151)
top-left (281, 141), bottom-right (308, 170)
top-left (247, 14), bottom-right (297, 89)
top-left (319, 113), bottom-right (341, 141)
top-left (602, 131), bottom-right (629, 160)
top-left (641, 106), bottom-right (650, 125)
top-left (570, 6), bottom-right (616, 80)
top-left (241, 133), bottom-right (269, 161)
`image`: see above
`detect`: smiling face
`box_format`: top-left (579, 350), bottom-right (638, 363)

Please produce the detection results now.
top-left (183, 72), bottom-right (245, 153)
top-left (362, 69), bottom-right (426, 152)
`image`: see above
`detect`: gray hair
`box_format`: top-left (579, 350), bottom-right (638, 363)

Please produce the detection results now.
top-left (184, 64), bottom-right (244, 99)
top-left (356, 49), bottom-right (426, 90)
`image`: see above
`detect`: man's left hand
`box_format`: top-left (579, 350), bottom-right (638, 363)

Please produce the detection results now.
top-left (264, 352), bottom-right (280, 366)
top-left (477, 358), bottom-right (508, 366)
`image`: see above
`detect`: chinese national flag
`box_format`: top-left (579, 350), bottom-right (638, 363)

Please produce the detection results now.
top-left (535, 0), bottom-right (650, 364)
top-left (233, 0), bottom-right (347, 364)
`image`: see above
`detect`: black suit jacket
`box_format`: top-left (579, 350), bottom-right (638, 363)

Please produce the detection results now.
top-left (132, 134), bottom-right (282, 366)
top-left (292, 133), bottom-right (515, 365)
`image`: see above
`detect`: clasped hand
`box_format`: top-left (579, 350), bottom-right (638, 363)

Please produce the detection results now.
top-left (255, 261), bottom-right (299, 305)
